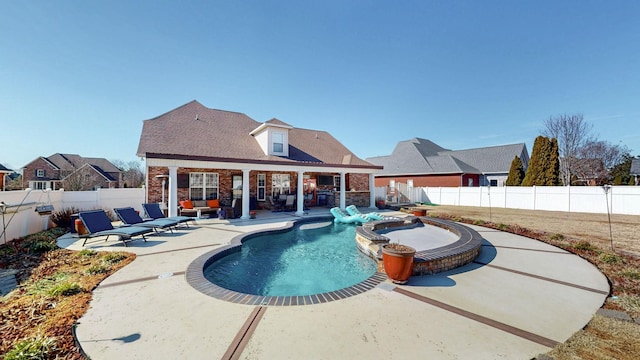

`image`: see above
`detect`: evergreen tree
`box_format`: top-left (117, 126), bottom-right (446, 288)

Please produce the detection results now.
top-left (547, 138), bottom-right (561, 185)
top-left (522, 136), bottom-right (561, 186)
top-left (505, 156), bottom-right (525, 186)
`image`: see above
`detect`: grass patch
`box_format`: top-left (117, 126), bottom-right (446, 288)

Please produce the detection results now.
top-left (621, 268), bottom-right (640, 280)
top-left (78, 249), bottom-right (97, 257)
top-left (574, 240), bottom-right (597, 252)
top-left (4, 334), bottom-right (57, 360)
top-left (47, 281), bottom-right (82, 297)
top-left (599, 252), bottom-right (621, 264)
top-left (103, 252), bottom-right (127, 264)
top-left (549, 233), bottom-right (564, 240)
top-left (86, 264), bottom-right (110, 275)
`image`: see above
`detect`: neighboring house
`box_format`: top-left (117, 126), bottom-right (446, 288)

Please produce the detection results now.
top-left (631, 158), bottom-right (640, 186)
top-left (0, 163), bottom-right (12, 191)
top-left (367, 138), bottom-right (529, 192)
top-left (137, 100), bottom-right (382, 219)
top-left (22, 154), bottom-right (123, 190)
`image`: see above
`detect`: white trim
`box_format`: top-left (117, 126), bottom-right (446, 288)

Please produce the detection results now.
top-left (145, 158), bottom-right (380, 174)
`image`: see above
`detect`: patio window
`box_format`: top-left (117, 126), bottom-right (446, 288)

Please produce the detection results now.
top-left (257, 173), bottom-right (266, 201)
top-left (272, 132), bottom-right (284, 153)
top-left (189, 173), bottom-right (219, 200)
top-left (334, 175), bottom-right (341, 189)
top-left (272, 174), bottom-right (290, 198)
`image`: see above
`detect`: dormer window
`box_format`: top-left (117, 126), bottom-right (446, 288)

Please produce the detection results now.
top-left (272, 132), bottom-right (284, 154)
top-left (250, 119), bottom-right (292, 157)
top-left (36, 169), bottom-right (45, 177)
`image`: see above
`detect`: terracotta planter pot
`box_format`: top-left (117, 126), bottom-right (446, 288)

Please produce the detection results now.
top-left (413, 208), bottom-right (426, 217)
top-left (75, 219), bottom-right (88, 235)
top-left (381, 243), bottom-right (416, 284)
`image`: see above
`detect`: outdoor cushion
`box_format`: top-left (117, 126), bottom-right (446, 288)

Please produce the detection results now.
top-left (207, 199), bottom-right (219, 208)
top-left (180, 200), bottom-right (193, 209)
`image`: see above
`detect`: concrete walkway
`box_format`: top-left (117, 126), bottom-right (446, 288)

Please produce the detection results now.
top-left (58, 209), bottom-right (609, 359)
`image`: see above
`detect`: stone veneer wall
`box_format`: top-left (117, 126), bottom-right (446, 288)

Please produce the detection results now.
top-left (335, 191), bottom-right (372, 207)
top-left (355, 217), bottom-right (483, 276)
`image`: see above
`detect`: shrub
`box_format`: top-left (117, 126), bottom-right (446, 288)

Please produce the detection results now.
top-left (621, 268), bottom-right (640, 280)
top-left (47, 282), bottom-right (82, 297)
top-left (574, 240), bottom-right (596, 252)
top-left (29, 241), bottom-right (57, 253)
top-left (497, 223), bottom-right (508, 230)
top-left (549, 233), bottom-right (565, 241)
top-left (4, 334), bottom-right (56, 360)
top-left (103, 252), bottom-right (127, 264)
top-left (473, 220), bottom-right (485, 225)
top-left (77, 249), bottom-right (97, 257)
top-left (86, 264), bottom-right (110, 275)
top-left (49, 207), bottom-right (81, 229)
top-left (599, 253), bottom-right (621, 264)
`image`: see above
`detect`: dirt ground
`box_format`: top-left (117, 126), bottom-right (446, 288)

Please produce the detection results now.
top-left (424, 205), bottom-right (640, 256)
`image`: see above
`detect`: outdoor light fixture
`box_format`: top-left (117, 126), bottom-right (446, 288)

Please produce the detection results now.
top-left (155, 174), bottom-right (170, 209)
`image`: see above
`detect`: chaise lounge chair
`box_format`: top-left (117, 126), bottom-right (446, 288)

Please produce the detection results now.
top-left (114, 207), bottom-right (179, 234)
top-left (345, 205), bottom-right (387, 221)
top-left (142, 203), bottom-right (196, 227)
top-left (78, 210), bottom-right (153, 247)
top-left (330, 207), bottom-right (370, 224)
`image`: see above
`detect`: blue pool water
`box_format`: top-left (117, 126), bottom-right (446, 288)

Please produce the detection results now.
top-left (203, 221), bottom-right (378, 296)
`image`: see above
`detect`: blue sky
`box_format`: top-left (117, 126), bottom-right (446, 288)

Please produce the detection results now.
top-left (1, 1), bottom-right (639, 171)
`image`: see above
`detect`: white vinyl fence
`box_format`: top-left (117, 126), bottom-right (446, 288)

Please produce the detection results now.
top-left (376, 185), bottom-right (640, 216)
top-left (0, 188), bottom-right (145, 244)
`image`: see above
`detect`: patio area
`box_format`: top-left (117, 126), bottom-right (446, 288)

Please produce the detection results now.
top-left (57, 208), bottom-right (609, 359)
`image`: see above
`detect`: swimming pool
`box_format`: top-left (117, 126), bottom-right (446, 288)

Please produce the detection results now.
top-left (203, 220), bottom-right (378, 297)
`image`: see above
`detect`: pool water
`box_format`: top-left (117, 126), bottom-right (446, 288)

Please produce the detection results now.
top-left (203, 221), bottom-right (378, 296)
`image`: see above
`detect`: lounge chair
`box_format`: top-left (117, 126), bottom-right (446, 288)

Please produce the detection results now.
top-left (114, 207), bottom-right (179, 234)
top-left (330, 207), bottom-right (370, 224)
top-left (78, 210), bottom-right (153, 247)
top-left (345, 205), bottom-right (386, 221)
top-left (142, 203), bottom-right (195, 227)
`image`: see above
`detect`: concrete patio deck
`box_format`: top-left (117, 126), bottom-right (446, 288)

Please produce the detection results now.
top-left (57, 208), bottom-right (609, 359)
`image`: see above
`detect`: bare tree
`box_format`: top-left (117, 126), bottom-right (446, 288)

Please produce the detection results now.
top-left (574, 140), bottom-right (630, 185)
top-left (542, 113), bottom-right (593, 185)
top-left (112, 159), bottom-right (145, 188)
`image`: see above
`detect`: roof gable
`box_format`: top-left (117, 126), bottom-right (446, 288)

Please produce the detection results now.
top-left (367, 138), bottom-right (528, 176)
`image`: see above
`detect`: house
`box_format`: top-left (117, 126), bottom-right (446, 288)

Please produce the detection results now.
top-left (136, 100), bottom-right (382, 219)
top-left (22, 154), bottom-right (123, 190)
top-left (631, 158), bottom-right (640, 186)
top-left (0, 163), bottom-right (12, 191)
top-left (367, 138), bottom-right (529, 197)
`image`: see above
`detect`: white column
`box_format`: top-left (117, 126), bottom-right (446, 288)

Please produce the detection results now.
top-left (369, 173), bottom-right (377, 209)
top-left (340, 172), bottom-right (346, 209)
top-left (241, 169), bottom-right (251, 219)
top-left (296, 171), bottom-right (305, 216)
top-left (168, 166), bottom-right (178, 217)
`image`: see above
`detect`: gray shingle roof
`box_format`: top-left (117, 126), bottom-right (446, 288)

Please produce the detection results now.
top-left (0, 163), bottom-right (11, 173)
top-left (367, 137), bottom-right (529, 176)
top-left (137, 100), bottom-right (378, 168)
